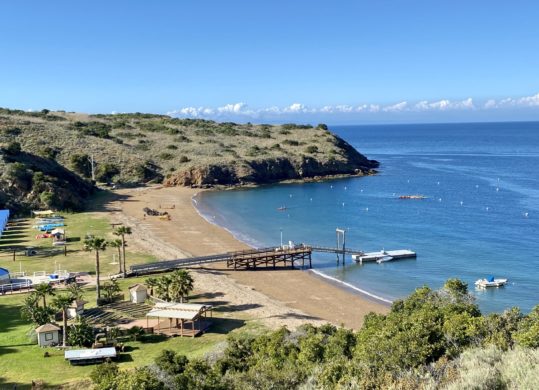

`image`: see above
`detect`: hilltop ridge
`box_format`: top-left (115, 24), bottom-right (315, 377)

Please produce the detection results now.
top-left (0, 108), bottom-right (378, 211)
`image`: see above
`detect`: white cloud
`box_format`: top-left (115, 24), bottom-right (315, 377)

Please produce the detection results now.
top-left (383, 101), bottom-right (408, 112)
top-left (166, 93), bottom-right (538, 120)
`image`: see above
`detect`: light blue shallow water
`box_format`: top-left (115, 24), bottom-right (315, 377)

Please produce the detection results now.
top-left (196, 122), bottom-right (539, 313)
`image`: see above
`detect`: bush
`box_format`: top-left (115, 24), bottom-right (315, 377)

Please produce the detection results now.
top-left (304, 145), bottom-right (319, 154)
top-left (95, 163), bottom-right (120, 182)
top-left (70, 154), bottom-right (92, 178)
top-left (4, 141), bottom-right (22, 154)
top-left (166, 144), bottom-right (178, 150)
top-left (317, 123), bottom-right (328, 130)
top-left (283, 139), bottom-right (299, 146)
top-left (159, 152), bottom-right (174, 161)
top-left (72, 121), bottom-right (111, 138)
top-left (179, 156), bottom-right (190, 163)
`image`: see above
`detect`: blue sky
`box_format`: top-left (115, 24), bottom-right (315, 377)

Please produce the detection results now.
top-left (1, 1), bottom-right (539, 124)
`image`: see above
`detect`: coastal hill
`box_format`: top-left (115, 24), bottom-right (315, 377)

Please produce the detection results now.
top-left (0, 108), bottom-right (378, 211)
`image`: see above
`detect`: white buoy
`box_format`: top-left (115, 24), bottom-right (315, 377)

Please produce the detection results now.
top-left (438, 198), bottom-right (442, 202)
top-left (524, 212), bottom-right (529, 218)
top-left (365, 207), bottom-right (369, 212)
top-left (476, 185), bottom-right (479, 188)
top-left (342, 202), bottom-right (345, 207)
top-left (289, 194), bottom-right (292, 198)
top-left (344, 186), bottom-right (347, 190)
top-left (486, 207), bottom-right (489, 211)
top-left (460, 201), bottom-right (464, 206)
top-left (437, 181), bottom-right (440, 185)
top-left (496, 187), bottom-right (499, 192)
top-left (360, 189), bottom-right (363, 192)
top-left (330, 185), bottom-right (333, 189)
top-left (310, 198), bottom-right (312, 202)
top-left (407, 179), bottom-right (410, 183)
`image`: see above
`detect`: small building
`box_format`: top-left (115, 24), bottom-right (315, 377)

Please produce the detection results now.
top-left (35, 323), bottom-right (60, 347)
top-left (67, 299), bottom-right (88, 319)
top-left (129, 284), bottom-right (148, 303)
top-left (145, 302), bottom-right (213, 337)
top-left (0, 267), bottom-right (10, 285)
top-left (65, 347), bottom-right (117, 365)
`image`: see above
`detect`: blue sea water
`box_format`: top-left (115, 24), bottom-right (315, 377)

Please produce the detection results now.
top-left (196, 122), bottom-right (539, 313)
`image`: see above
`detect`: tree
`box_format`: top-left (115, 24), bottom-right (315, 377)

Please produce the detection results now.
top-left (52, 293), bottom-right (75, 347)
top-left (145, 277), bottom-right (158, 296)
top-left (68, 318), bottom-right (94, 347)
top-left (84, 237), bottom-right (108, 304)
top-left (69, 153), bottom-right (92, 178)
top-left (108, 239), bottom-right (123, 274)
top-left (66, 282), bottom-right (84, 300)
top-left (20, 293), bottom-right (53, 326)
top-left (102, 278), bottom-right (121, 303)
top-left (114, 226), bottom-right (132, 277)
top-left (33, 282), bottom-right (55, 309)
top-left (90, 361), bottom-right (119, 390)
top-left (155, 275), bottom-right (172, 301)
top-left (169, 270), bottom-right (194, 303)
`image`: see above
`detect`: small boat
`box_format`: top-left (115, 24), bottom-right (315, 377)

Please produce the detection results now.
top-left (399, 195), bottom-right (427, 200)
top-left (277, 206), bottom-right (287, 211)
top-left (475, 276), bottom-right (508, 288)
top-left (376, 256), bottom-right (394, 264)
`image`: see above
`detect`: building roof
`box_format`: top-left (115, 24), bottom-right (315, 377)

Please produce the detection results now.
top-left (129, 283), bottom-right (147, 292)
top-left (0, 267), bottom-right (9, 277)
top-left (65, 347), bottom-right (117, 361)
top-left (146, 302), bottom-right (212, 321)
top-left (69, 299), bottom-right (88, 308)
top-left (35, 323), bottom-right (60, 333)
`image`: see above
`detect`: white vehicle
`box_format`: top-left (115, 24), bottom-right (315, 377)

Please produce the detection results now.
top-left (376, 256), bottom-right (394, 264)
top-left (475, 277), bottom-right (508, 288)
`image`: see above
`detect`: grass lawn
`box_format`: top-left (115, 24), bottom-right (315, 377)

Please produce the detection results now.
top-left (0, 209), bottom-right (156, 277)
top-left (0, 276), bottom-right (265, 388)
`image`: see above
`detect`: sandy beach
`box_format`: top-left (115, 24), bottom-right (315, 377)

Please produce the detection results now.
top-left (100, 185), bottom-right (388, 330)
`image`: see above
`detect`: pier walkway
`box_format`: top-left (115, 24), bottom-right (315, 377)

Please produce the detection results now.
top-left (130, 246), bottom-right (312, 275)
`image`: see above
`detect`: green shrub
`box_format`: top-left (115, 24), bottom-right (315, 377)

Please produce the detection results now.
top-left (159, 152), bottom-right (174, 161)
top-left (70, 154), bottom-right (92, 178)
top-left (283, 139), bottom-right (299, 146)
top-left (304, 145), bottom-right (318, 154)
top-left (179, 156), bottom-right (190, 163)
top-left (4, 141), bottom-right (22, 154)
top-left (166, 144), bottom-right (178, 150)
top-left (95, 163), bottom-right (120, 182)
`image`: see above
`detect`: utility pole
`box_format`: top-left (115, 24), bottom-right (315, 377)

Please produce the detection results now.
top-left (89, 154), bottom-right (96, 182)
top-left (280, 228), bottom-right (283, 248)
top-left (336, 228), bottom-right (346, 266)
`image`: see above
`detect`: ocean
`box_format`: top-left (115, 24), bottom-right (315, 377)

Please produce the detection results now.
top-left (195, 122), bottom-right (539, 314)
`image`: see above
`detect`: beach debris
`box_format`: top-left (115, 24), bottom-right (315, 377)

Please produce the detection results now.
top-left (143, 207), bottom-right (169, 217)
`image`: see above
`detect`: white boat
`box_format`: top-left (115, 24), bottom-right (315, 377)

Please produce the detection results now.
top-left (376, 256), bottom-right (394, 264)
top-left (475, 277), bottom-right (508, 288)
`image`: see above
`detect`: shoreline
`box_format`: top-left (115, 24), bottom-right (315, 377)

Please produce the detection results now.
top-left (104, 185), bottom-right (389, 329)
top-left (193, 189), bottom-right (394, 307)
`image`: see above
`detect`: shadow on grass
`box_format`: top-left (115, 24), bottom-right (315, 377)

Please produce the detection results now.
top-left (138, 334), bottom-right (168, 344)
top-left (67, 237), bottom-right (81, 243)
top-left (116, 353), bottom-right (134, 363)
top-left (271, 311), bottom-right (322, 321)
top-left (189, 291), bottom-right (225, 300)
top-left (216, 303), bottom-right (262, 313)
top-left (207, 317), bottom-right (246, 334)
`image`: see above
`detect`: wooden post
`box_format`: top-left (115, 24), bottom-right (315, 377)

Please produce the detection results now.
top-left (13, 250), bottom-right (16, 262)
top-left (180, 319), bottom-right (183, 337)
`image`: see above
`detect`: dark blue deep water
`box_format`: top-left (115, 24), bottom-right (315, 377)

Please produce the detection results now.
top-left (196, 122), bottom-right (539, 313)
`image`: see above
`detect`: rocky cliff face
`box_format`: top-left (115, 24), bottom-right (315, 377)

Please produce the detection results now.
top-left (164, 135), bottom-right (379, 187)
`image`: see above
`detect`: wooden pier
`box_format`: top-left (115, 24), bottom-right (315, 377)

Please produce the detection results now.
top-left (227, 247), bottom-right (312, 270)
top-left (130, 246), bottom-right (312, 275)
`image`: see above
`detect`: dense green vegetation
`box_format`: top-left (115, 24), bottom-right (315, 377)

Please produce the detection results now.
top-left (89, 279), bottom-right (539, 389)
top-left (1, 108), bottom-right (378, 212)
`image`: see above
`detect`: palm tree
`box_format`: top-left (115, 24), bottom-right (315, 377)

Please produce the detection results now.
top-left (33, 282), bottom-right (55, 309)
top-left (108, 238), bottom-right (123, 274)
top-left (145, 277), bottom-right (158, 296)
top-left (66, 282), bottom-right (84, 300)
top-left (169, 270), bottom-right (194, 303)
top-left (52, 293), bottom-right (75, 347)
top-left (83, 237), bottom-right (107, 304)
top-left (154, 275), bottom-right (171, 301)
top-left (114, 226), bottom-right (132, 277)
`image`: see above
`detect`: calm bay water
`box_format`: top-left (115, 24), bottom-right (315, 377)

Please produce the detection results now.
top-left (196, 122), bottom-right (539, 313)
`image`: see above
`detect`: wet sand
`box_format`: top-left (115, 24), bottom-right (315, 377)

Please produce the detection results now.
top-left (102, 185), bottom-right (388, 329)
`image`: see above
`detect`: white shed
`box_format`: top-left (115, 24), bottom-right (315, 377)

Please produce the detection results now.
top-left (129, 284), bottom-right (148, 303)
top-left (67, 299), bottom-right (88, 319)
top-left (35, 323), bottom-right (60, 347)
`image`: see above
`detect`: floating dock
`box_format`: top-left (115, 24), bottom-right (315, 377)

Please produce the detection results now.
top-left (352, 249), bottom-right (416, 264)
